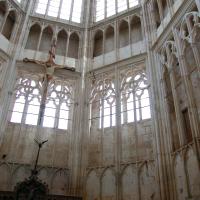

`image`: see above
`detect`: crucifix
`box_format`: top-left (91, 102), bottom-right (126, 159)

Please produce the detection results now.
top-left (23, 38), bottom-right (75, 125)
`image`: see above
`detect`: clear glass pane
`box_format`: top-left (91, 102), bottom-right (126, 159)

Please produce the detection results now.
top-left (43, 116), bottom-right (55, 128)
top-left (127, 110), bottom-right (134, 123)
top-left (129, 0), bottom-right (139, 8)
top-left (11, 112), bottom-right (23, 123)
top-left (127, 101), bottom-right (134, 110)
top-left (25, 114), bottom-right (38, 125)
top-left (142, 106), bottom-right (151, 120)
top-left (48, 0), bottom-right (61, 17)
top-left (107, 0), bottom-right (116, 17)
top-left (112, 114), bottom-right (116, 126)
top-left (13, 102), bottom-right (25, 112)
top-left (104, 107), bottom-right (110, 116)
top-left (60, 0), bottom-right (71, 20)
top-left (104, 115), bottom-right (110, 128)
top-left (96, 0), bottom-right (105, 21)
top-left (118, 0), bottom-right (127, 12)
top-left (27, 105), bottom-right (40, 115)
top-left (44, 107), bottom-right (56, 117)
top-left (72, 0), bottom-right (82, 22)
top-left (36, 0), bottom-right (48, 14)
top-left (141, 98), bottom-right (150, 107)
top-left (121, 112), bottom-right (124, 124)
top-left (58, 119), bottom-right (68, 130)
top-left (60, 109), bottom-right (69, 119)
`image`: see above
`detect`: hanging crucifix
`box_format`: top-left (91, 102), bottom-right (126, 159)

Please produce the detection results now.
top-left (23, 37), bottom-right (75, 81)
top-left (23, 38), bottom-right (75, 125)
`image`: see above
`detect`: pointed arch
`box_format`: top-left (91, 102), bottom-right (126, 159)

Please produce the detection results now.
top-left (86, 170), bottom-right (100, 200)
top-left (51, 169), bottom-right (68, 195)
top-left (130, 15), bottom-right (142, 43)
top-left (39, 26), bottom-right (53, 52)
top-left (25, 23), bottom-right (41, 50)
top-left (2, 10), bottom-right (16, 40)
top-left (68, 32), bottom-right (79, 59)
top-left (119, 20), bottom-right (129, 48)
top-left (122, 165), bottom-right (138, 200)
top-left (105, 25), bottom-right (114, 53)
top-left (93, 30), bottom-right (103, 57)
top-left (101, 168), bottom-right (116, 200)
top-left (56, 29), bottom-right (68, 56)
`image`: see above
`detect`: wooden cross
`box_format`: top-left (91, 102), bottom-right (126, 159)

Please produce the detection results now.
top-left (23, 38), bottom-right (76, 125)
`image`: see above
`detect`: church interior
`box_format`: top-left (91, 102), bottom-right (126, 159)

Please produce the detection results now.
top-left (0, 0), bottom-right (199, 199)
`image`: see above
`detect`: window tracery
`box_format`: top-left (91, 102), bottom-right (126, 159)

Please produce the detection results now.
top-left (10, 75), bottom-right (74, 130)
top-left (43, 79), bottom-right (74, 129)
top-left (120, 69), bottom-right (151, 124)
top-left (35, 0), bottom-right (83, 23)
top-left (10, 75), bottom-right (42, 125)
top-left (89, 73), bottom-right (116, 129)
top-left (89, 68), bottom-right (151, 129)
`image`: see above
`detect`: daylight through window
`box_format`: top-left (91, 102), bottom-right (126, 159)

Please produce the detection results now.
top-left (35, 0), bottom-right (83, 23)
top-left (95, 0), bottom-right (139, 22)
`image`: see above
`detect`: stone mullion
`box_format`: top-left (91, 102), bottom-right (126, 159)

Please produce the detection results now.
top-left (105, 0), bottom-right (107, 19)
top-left (115, 67), bottom-right (122, 200)
top-left (58, 0), bottom-right (63, 19)
top-left (132, 87), bottom-right (140, 200)
top-left (173, 30), bottom-right (200, 139)
top-left (54, 98), bottom-right (61, 129)
top-left (70, 0), bottom-right (74, 21)
top-left (21, 91), bottom-right (30, 124)
top-left (100, 81), bottom-right (104, 165)
top-left (45, 0), bottom-right (51, 17)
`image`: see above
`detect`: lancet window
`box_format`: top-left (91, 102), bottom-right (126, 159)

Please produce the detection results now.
top-left (10, 75), bottom-right (42, 125)
top-left (120, 69), bottom-right (151, 124)
top-left (89, 74), bottom-right (116, 129)
top-left (10, 75), bottom-right (74, 130)
top-left (35, 0), bottom-right (83, 23)
top-left (89, 68), bottom-right (151, 129)
top-left (42, 79), bottom-right (74, 129)
top-left (95, 0), bottom-right (139, 22)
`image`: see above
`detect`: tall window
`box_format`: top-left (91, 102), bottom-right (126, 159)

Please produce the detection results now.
top-left (95, 0), bottom-right (139, 22)
top-left (43, 80), bottom-right (73, 129)
top-left (35, 0), bottom-right (83, 23)
top-left (10, 76), bottom-right (42, 125)
top-left (121, 70), bottom-right (151, 124)
top-left (89, 76), bottom-right (116, 129)
top-left (10, 75), bottom-right (74, 130)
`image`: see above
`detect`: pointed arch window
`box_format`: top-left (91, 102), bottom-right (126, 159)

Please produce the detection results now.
top-left (95, 0), bottom-right (139, 22)
top-left (10, 75), bottom-right (74, 130)
top-left (10, 76), bottom-right (42, 125)
top-left (121, 71), bottom-right (151, 124)
top-left (35, 0), bottom-right (83, 23)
